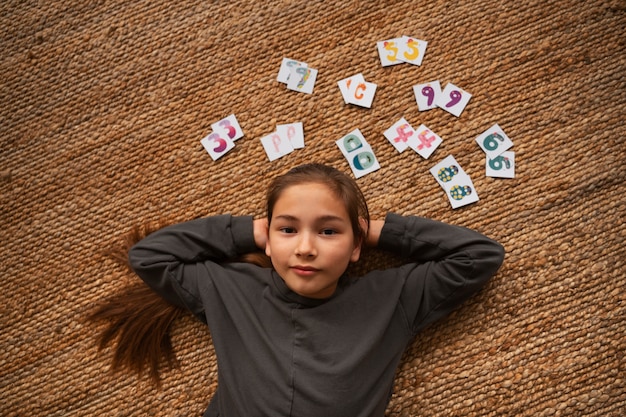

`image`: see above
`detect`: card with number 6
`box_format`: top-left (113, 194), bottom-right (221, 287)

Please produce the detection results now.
top-left (437, 83), bottom-right (472, 117)
top-left (475, 123), bottom-right (513, 159)
top-left (486, 151), bottom-right (515, 178)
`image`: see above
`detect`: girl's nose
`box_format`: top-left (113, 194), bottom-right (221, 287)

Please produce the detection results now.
top-left (295, 233), bottom-right (317, 257)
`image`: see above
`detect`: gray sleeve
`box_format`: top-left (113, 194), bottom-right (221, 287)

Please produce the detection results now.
top-left (377, 213), bottom-right (505, 334)
top-left (128, 214), bottom-right (258, 315)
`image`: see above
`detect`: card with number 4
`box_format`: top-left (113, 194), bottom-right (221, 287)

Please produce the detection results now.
top-left (410, 124), bottom-right (442, 159)
top-left (261, 131), bottom-right (294, 162)
top-left (383, 118), bottom-right (415, 153)
top-left (336, 129), bottom-right (380, 179)
top-left (437, 83), bottom-right (472, 117)
top-left (277, 122), bottom-right (304, 149)
top-left (475, 123), bottom-right (513, 159)
top-left (430, 155), bottom-right (479, 209)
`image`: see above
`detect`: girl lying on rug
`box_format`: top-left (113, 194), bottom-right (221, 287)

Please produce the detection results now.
top-left (91, 163), bottom-right (504, 417)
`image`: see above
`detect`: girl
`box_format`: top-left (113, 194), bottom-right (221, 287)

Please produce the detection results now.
top-left (92, 163), bottom-right (504, 417)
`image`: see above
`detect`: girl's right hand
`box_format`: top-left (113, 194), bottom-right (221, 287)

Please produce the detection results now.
top-left (253, 218), bottom-right (269, 250)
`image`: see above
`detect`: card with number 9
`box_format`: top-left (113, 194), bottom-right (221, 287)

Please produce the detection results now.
top-left (413, 81), bottom-right (441, 111)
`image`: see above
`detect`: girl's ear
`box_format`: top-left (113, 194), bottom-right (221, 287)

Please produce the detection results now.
top-left (350, 241), bottom-right (362, 263)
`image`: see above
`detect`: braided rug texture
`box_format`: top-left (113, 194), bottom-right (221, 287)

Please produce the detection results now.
top-left (1, 0), bottom-right (624, 416)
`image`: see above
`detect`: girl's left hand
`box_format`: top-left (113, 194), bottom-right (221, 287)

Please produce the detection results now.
top-left (253, 218), bottom-right (269, 250)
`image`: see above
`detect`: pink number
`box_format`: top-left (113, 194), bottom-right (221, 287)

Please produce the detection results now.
top-left (417, 130), bottom-right (435, 150)
top-left (286, 125), bottom-right (296, 141)
top-left (208, 133), bottom-right (227, 153)
top-left (270, 133), bottom-right (282, 152)
top-left (219, 119), bottom-right (237, 139)
top-left (393, 124), bottom-right (414, 144)
top-left (421, 86), bottom-right (435, 106)
top-left (446, 90), bottom-right (462, 108)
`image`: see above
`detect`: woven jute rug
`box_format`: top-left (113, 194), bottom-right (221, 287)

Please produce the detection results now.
top-left (1, 0), bottom-right (624, 416)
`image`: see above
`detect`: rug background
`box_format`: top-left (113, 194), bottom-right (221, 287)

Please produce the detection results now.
top-left (1, 0), bottom-right (624, 416)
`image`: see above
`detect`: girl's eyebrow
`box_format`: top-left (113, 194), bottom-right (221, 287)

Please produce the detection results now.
top-left (273, 214), bottom-right (347, 223)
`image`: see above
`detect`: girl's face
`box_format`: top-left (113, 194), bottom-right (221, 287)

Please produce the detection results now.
top-left (265, 182), bottom-right (362, 299)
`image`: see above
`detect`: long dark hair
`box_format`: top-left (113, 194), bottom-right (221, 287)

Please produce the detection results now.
top-left (90, 164), bottom-right (368, 385)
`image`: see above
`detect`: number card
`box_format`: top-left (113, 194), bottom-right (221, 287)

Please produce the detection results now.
top-left (336, 129), bottom-right (380, 179)
top-left (437, 83), bottom-right (472, 117)
top-left (383, 118), bottom-right (415, 153)
top-left (337, 73), bottom-right (377, 108)
top-left (201, 131), bottom-right (235, 161)
top-left (287, 66), bottom-right (318, 94)
top-left (376, 38), bottom-right (404, 66)
top-left (475, 123), bottom-right (514, 159)
top-left (261, 131), bottom-right (294, 161)
top-left (413, 81), bottom-right (442, 111)
top-left (410, 124), bottom-right (442, 159)
top-left (486, 151), bottom-right (515, 178)
top-left (430, 155), bottom-right (479, 209)
top-left (277, 122), bottom-right (304, 149)
top-left (277, 58), bottom-right (307, 84)
top-left (211, 114), bottom-right (244, 142)
top-left (398, 36), bottom-right (428, 66)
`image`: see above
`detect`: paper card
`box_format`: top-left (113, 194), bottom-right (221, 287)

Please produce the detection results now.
top-left (338, 73), bottom-right (377, 107)
top-left (444, 173), bottom-right (479, 208)
top-left (336, 129), bottom-right (380, 178)
top-left (397, 36), bottom-right (428, 66)
top-left (437, 83), bottom-right (472, 117)
top-left (383, 118), bottom-right (415, 153)
top-left (211, 114), bottom-right (244, 142)
top-left (337, 73), bottom-right (365, 104)
top-left (430, 155), bottom-right (479, 209)
top-left (430, 155), bottom-right (466, 189)
top-left (201, 131), bottom-right (235, 161)
top-left (261, 131), bottom-right (294, 161)
top-left (277, 58), bottom-right (307, 84)
top-left (287, 66), bottom-right (318, 94)
top-left (486, 151), bottom-right (515, 178)
top-left (410, 124), bottom-right (442, 159)
top-left (475, 123), bottom-right (514, 159)
top-left (413, 80), bottom-right (442, 111)
top-left (376, 38), bottom-right (404, 67)
top-left (277, 122), bottom-right (304, 149)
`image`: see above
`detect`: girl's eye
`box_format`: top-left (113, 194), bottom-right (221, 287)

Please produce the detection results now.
top-left (320, 229), bottom-right (337, 236)
top-left (279, 227), bottom-right (296, 234)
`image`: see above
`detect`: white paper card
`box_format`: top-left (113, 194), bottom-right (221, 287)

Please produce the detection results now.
top-left (475, 123), bottom-right (514, 159)
top-left (211, 114), bottom-right (244, 141)
top-left (410, 124), bottom-right (442, 159)
top-left (336, 129), bottom-right (380, 178)
top-left (261, 131), bottom-right (294, 161)
top-left (201, 131), bottom-right (235, 161)
top-left (437, 83), bottom-right (472, 117)
top-left (413, 80), bottom-right (442, 111)
top-left (277, 58), bottom-right (307, 84)
top-left (383, 118), bottom-right (415, 153)
top-left (486, 151), bottom-right (515, 178)
top-left (287, 66), bottom-right (318, 94)
top-left (277, 122), bottom-right (305, 149)
top-left (376, 38), bottom-right (404, 67)
top-left (397, 36), bottom-right (428, 66)
top-left (430, 155), bottom-right (479, 209)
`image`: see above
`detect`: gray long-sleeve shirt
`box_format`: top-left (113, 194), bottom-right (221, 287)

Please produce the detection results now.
top-left (129, 213), bottom-right (504, 417)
